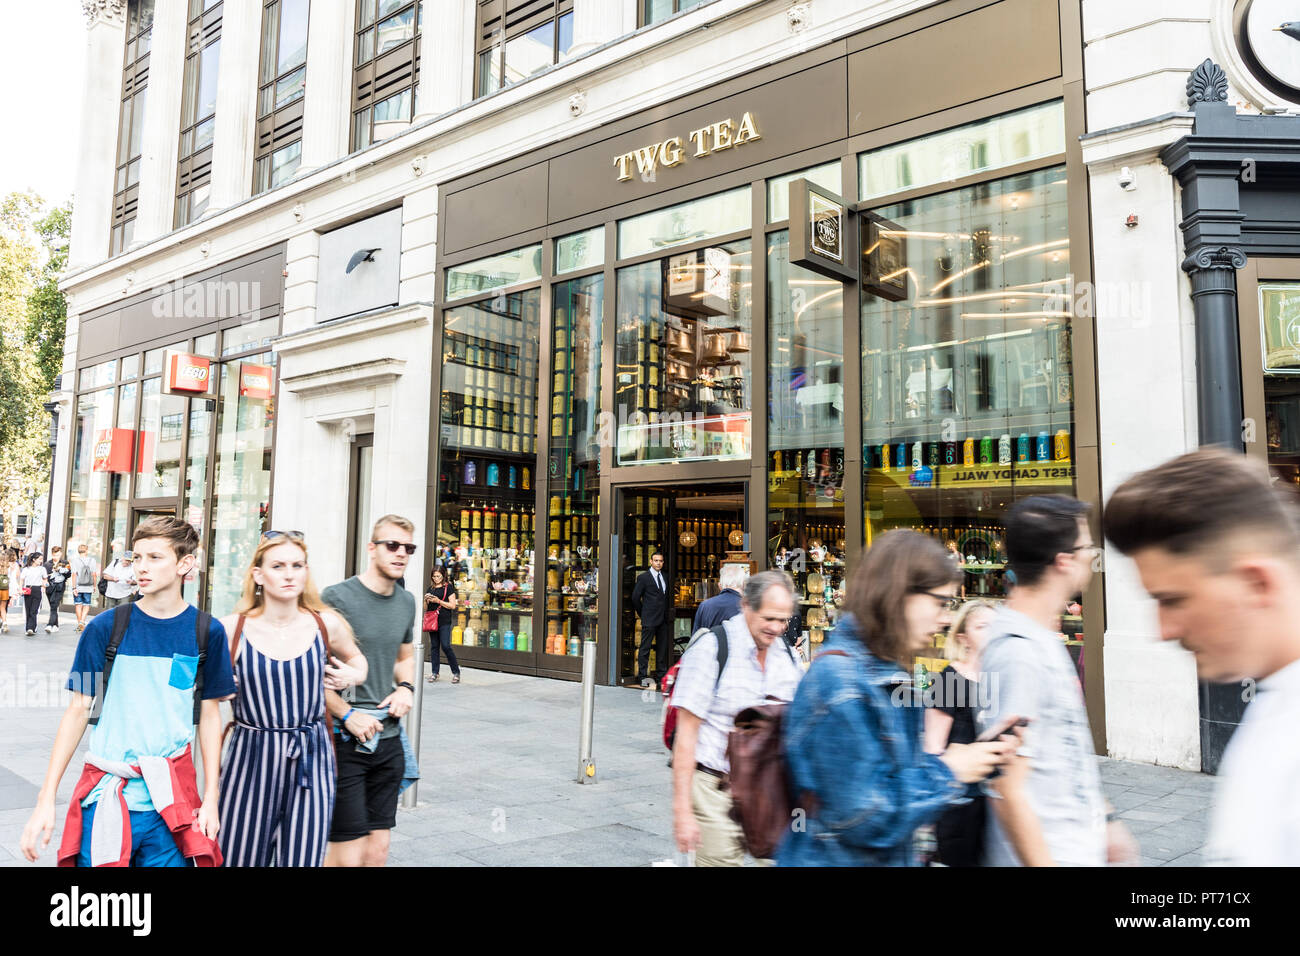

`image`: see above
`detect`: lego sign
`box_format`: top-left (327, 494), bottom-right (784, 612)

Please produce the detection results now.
top-left (91, 429), bottom-right (135, 473)
top-left (238, 363), bottom-right (273, 400)
top-left (164, 352), bottom-right (212, 395)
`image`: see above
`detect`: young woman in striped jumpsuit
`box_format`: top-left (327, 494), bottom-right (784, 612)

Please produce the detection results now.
top-left (217, 532), bottom-right (368, 867)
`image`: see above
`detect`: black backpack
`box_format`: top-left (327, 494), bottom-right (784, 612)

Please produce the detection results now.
top-left (88, 604), bottom-right (213, 726)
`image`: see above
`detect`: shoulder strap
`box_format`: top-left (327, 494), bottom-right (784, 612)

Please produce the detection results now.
top-left (89, 604), bottom-right (133, 726)
top-left (192, 608), bottom-right (211, 725)
top-left (306, 609), bottom-right (332, 661)
top-left (711, 624), bottom-right (729, 694)
top-left (230, 614), bottom-right (246, 662)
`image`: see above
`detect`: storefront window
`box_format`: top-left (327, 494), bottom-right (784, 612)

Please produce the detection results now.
top-left (1262, 284), bottom-right (1300, 491)
top-left (614, 238), bottom-right (753, 464)
top-left (221, 317), bottom-right (279, 356)
top-left (861, 165), bottom-right (1079, 679)
top-left (767, 162), bottom-right (842, 223)
top-left (617, 187), bottom-right (750, 260)
top-left (556, 226), bottom-right (604, 275)
top-left (194, 332), bottom-right (218, 356)
top-left (66, 389), bottom-right (115, 560)
top-left (767, 230), bottom-right (846, 647)
top-left (144, 342), bottom-right (186, 375)
top-left (136, 377), bottom-right (184, 497)
top-left (183, 394), bottom-right (213, 605)
top-left (545, 273), bottom-right (602, 657)
top-left (79, 359), bottom-right (117, 391)
top-left (120, 355), bottom-right (140, 381)
top-left (445, 245), bottom-right (544, 302)
top-left (435, 291), bottom-right (540, 653)
top-left (208, 356), bottom-right (276, 614)
top-left (859, 100), bottom-right (1065, 202)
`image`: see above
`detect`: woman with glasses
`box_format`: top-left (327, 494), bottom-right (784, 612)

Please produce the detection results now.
top-left (425, 566), bottom-right (460, 684)
top-left (217, 531), bottom-right (368, 867)
top-left (778, 530), bottom-right (1018, 866)
top-left (924, 599), bottom-right (997, 866)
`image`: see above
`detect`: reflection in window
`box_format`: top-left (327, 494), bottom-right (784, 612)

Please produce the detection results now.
top-left (353, 0), bottom-right (419, 148)
top-left (614, 239), bottom-right (753, 465)
top-left (222, 317), bottom-right (279, 356)
top-left (643, 0), bottom-right (709, 25)
top-left (177, 2), bottom-right (222, 228)
top-left (475, 2), bottom-right (574, 98)
top-left (256, 0), bottom-right (309, 194)
top-left (137, 378), bottom-right (184, 498)
top-left (1262, 284), bottom-right (1300, 499)
top-left (445, 244), bottom-right (543, 301)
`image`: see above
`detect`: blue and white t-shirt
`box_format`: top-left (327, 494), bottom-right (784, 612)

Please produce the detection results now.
top-left (66, 605), bottom-right (234, 811)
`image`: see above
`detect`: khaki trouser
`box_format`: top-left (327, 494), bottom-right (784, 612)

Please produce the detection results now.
top-left (691, 769), bottom-right (747, 867)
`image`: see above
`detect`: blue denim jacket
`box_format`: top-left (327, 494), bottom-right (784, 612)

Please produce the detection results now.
top-left (777, 617), bottom-right (967, 866)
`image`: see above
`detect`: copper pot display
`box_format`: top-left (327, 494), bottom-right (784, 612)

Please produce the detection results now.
top-left (725, 331), bottom-right (750, 353)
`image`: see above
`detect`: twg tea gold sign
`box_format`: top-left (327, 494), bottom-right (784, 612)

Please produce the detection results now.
top-left (613, 112), bottom-right (761, 182)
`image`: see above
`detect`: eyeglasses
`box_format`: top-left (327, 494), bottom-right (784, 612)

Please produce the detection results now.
top-left (915, 590), bottom-right (961, 612)
top-left (374, 539), bottom-right (418, 555)
top-left (262, 530), bottom-right (305, 541)
top-left (1068, 544), bottom-right (1100, 555)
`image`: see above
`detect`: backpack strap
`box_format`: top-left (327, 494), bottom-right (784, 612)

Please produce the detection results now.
top-left (711, 624), bottom-right (729, 695)
top-left (89, 604), bottom-right (132, 726)
top-left (193, 608), bottom-right (212, 725)
top-left (229, 614), bottom-right (246, 662)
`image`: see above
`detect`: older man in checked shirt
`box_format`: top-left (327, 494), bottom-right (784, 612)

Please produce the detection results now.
top-left (670, 570), bottom-right (804, 866)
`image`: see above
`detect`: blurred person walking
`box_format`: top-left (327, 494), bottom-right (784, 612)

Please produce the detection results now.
top-left (778, 532), bottom-right (1014, 866)
top-left (1104, 448), bottom-right (1300, 865)
top-left (977, 496), bottom-right (1136, 866)
top-left (671, 570), bottom-right (804, 866)
top-left (217, 532), bottom-right (367, 867)
top-left (924, 599), bottom-right (996, 866)
top-left (424, 566), bottom-right (460, 683)
top-left (44, 547), bottom-right (71, 633)
top-left (21, 554), bottom-right (48, 636)
top-left (0, 553), bottom-right (13, 634)
top-left (69, 544), bottom-right (99, 632)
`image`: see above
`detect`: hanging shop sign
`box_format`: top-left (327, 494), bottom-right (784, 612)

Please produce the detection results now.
top-left (238, 362), bottom-right (274, 400)
top-left (613, 113), bottom-right (761, 183)
top-left (789, 179), bottom-right (860, 282)
top-left (862, 212), bottom-right (909, 302)
top-left (91, 428), bottom-right (135, 473)
top-left (163, 351), bottom-right (213, 397)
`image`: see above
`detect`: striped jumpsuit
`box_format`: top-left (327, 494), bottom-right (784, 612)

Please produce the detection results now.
top-left (218, 632), bottom-right (336, 867)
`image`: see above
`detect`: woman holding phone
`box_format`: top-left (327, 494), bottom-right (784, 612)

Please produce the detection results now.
top-left (424, 566), bottom-right (460, 684)
top-left (777, 531), bottom-right (1018, 866)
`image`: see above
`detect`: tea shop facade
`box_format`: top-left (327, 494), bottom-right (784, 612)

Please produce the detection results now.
top-left (430, 0), bottom-right (1106, 736)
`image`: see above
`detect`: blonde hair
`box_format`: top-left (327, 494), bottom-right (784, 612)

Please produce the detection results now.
top-left (371, 514), bottom-right (415, 540)
top-left (944, 600), bottom-right (996, 662)
top-left (233, 534), bottom-right (329, 617)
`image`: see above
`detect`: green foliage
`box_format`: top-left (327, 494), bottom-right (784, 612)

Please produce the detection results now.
top-left (26, 202), bottom-right (71, 392)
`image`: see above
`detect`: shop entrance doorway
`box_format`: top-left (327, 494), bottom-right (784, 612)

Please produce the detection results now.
top-left (616, 481), bottom-right (749, 686)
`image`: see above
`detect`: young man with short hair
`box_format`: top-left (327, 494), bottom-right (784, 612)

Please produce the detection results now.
top-left (323, 514), bottom-right (419, 867)
top-left (69, 543), bottom-right (99, 632)
top-left (19, 516), bottom-right (234, 866)
top-left (1104, 447), bottom-right (1300, 865)
top-left (977, 495), bottom-right (1137, 866)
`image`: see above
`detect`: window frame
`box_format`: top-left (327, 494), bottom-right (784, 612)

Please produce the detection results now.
top-left (639, 0), bottom-right (710, 28)
top-left (111, 0), bottom-right (155, 256)
top-left (175, 0), bottom-right (224, 229)
top-left (473, 0), bottom-right (574, 99)
top-left (254, 0), bottom-right (310, 194)
top-left (351, 0), bottom-right (422, 152)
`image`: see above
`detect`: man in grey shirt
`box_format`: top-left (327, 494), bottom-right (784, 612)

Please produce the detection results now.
top-left (323, 514), bottom-right (418, 868)
top-left (978, 495), bottom-right (1136, 866)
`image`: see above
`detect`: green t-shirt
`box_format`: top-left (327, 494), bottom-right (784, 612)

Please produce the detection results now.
top-left (322, 576), bottom-right (416, 739)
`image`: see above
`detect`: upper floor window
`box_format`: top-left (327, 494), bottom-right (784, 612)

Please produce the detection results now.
top-left (175, 0), bottom-right (224, 228)
top-left (352, 0), bottom-right (423, 151)
top-left (641, 0), bottom-right (709, 26)
top-left (255, 0), bottom-right (310, 193)
top-left (111, 0), bottom-right (155, 256)
top-left (475, 0), bottom-right (573, 98)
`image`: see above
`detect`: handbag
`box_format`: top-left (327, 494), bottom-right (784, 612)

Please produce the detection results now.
top-left (422, 608), bottom-right (439, 632)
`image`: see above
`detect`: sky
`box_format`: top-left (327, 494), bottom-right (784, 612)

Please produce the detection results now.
top-left (0, 0), bottom-right (86, 208)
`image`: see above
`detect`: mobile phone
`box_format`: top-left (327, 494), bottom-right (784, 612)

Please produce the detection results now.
top-left (977, 716), bottom-right (1029, 742)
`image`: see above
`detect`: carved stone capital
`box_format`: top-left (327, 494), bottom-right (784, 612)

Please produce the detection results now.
top-left (1187, 59), bottom-right (1229, 108)
top-left (1183, 244), bottom-right (1247, 273)
top-left (82, 0), bottom-right (126, 26)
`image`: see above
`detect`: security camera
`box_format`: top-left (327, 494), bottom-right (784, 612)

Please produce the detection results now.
top-left (1118, 167), bottom-right (1136, 191)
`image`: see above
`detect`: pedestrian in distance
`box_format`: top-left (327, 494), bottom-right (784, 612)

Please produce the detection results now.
top-left (672, 569), bottom-right (804, 866)
top-left (69, 543), bottom-right (99, 632)
top-left (631, 550), bottom-right (672, 688)
top-left (976, 495), bottom-right (1137, 866)
top-left (102, 547), bottom-right (136, 608)
top-left (424, 565), bottom-right (460, 683)
top-left (21, 554), bottom-right (48, 636)
top-left (924, 599), bottom-right (997, 867)
top-left (778, 531), bottom-right (1016, 866)
top-left (44, 546), bottom-right (71, 633)
top-left (692, 561), bottom-right (747, 633)
top-left (1104, 447), bottom-right (1300, 865)
top-left (19, 515), bottom-right (235, 866)
top-left (0, 552), bottom-right (14, 634)
top-left (217, 531), bottom-right (368, 867)
top-left (322, 514), bottom-right (419, 868)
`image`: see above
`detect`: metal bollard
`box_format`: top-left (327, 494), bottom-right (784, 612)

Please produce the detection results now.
top-left (577, 638), bottom-right (597, 784)
top-left (400, 631), bottom-right (426, 809)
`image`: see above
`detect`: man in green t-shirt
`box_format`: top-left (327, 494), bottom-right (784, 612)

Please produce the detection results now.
top-left (323, 514), bottom-right (418, 868)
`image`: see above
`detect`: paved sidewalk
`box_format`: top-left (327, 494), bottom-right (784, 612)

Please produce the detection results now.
top-left (0, 604), bottom-right (1213, 866)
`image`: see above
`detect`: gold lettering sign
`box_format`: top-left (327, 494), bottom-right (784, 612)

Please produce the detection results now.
top-left (614, 112), bottom-right (761, 183)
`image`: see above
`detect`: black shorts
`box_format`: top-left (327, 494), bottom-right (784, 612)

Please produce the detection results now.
top-left (330, 734), bottom-right (405, 842)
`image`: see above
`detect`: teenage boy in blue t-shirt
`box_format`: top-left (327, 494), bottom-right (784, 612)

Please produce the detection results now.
top-left (20, 515), bottom-right (235, 867)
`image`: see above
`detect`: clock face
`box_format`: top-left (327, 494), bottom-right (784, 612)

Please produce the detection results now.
top-left (1241, 0), bottom-right (1300, 99)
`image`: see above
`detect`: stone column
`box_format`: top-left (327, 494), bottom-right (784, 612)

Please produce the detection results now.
top-left (70, 1), bottom-right (128, 268)
top-left (132, 0), bottom-right (187, 241)
top-left (416, 0), bottom-right (473, 118)
top-left (209, 0), bottom-right (262, 211)
top-left (569, 0), bottom-right (629, 58)
top-left (1184, 245), bottom-right (1249, 448)
top-left (301, 0), bottom-right (352, 172)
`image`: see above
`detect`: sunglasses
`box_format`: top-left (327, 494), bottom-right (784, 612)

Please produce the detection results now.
top-left (374, 539), bottom-right (417, 555)
top-left (262, 530), bottom-right (305, 541)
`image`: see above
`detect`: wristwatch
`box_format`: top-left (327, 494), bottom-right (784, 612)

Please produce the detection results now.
top-left (397, 681), bottom-right (415, 692)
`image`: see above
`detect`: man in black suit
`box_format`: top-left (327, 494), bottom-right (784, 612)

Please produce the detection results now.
top-left (631, 550), bottom-right (671, 688)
